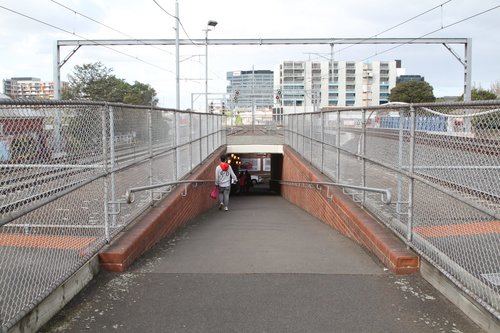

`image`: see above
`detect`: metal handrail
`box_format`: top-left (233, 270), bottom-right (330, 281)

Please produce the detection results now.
top-left (125, 179), bottom-right (392, 205)
top-left (125, 180), bottom-right (214, 204)
top-left (278, 180), bottom-right (392, 204)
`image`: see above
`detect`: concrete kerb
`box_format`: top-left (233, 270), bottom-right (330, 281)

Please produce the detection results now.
top-left (7, 255), bottom-right (100, 333)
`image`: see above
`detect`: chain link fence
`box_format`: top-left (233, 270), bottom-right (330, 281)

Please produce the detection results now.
top-left (0, 100), bottom-right (224, 331)
top-left (284, 101), bottom-right (500, 320)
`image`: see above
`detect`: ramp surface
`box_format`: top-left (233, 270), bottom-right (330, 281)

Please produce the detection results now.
top-left (42, 194), bottom-right (482, 332)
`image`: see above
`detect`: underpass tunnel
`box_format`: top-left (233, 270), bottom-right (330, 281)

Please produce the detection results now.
top-left (225, 152), bottom-right (283, 196)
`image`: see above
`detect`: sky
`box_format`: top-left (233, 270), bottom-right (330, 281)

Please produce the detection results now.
top-left (1, 0), bottom-right (499, 109)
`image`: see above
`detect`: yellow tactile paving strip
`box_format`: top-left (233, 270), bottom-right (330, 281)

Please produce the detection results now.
top-left (414, 221), bottom-right (500, 238)
top-left (0, 234), bottom-right (96, 250)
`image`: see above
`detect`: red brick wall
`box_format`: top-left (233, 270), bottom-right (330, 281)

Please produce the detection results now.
top-left (99, 147), bottom-right (226, 272)
top-left (101, 145), bottom-right (418, 274)
top-left (281, 146), bottom-right (419, 275)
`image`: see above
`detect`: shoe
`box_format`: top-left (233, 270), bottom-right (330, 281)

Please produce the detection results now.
top-left (219, 202), bottom-right (224, 210)
top-left (224, 207), bottom-right (228, 211)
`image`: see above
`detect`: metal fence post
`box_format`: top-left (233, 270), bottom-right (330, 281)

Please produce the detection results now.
top-left (288, 115), bottom-right (292, 148)
top-left (296, 115), bottom-right (299, 151)
top-left (199, 113), bottom-right (203, 163)
top-left (108, 105), bottom-right (117, 227)
top-left (321, 110), bottom-right (324, 173)
top-left (310, 113), bottom-right (313, 164)
top-left (102, 106), bottom-right (110, 242)
top-left (216, 114), bottom-right (219, 150)
top-left (222, 114), bottom-right (225, 146)
top-left (407, 105), bottom-right (416, 242)
top-left (173, 110), bottom-right (179, 181)
top-left (336, 110), bottom-right (341, 182)
top-left (302, 113), bottom-right (306, 158)
top-left (361, 108), bottom-right (366, 206)
top-left (189, 112), bottom-right (193, 172)
top-left (206, 114), bottom-right (209, 160)
top-left (209, 114), bottom-right (215, 151)
top-left (295, 115), bottom-right (299, 151)
top-left (207, 114), bottom-right (209, 155)
top-left (148, 107), bottom-right (153, 204)
top-left (397, 108), bottom-right (405, 220)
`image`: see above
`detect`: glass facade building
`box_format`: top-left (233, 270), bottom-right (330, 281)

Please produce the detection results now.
top-left (226, 70), bottom-right (274, 109)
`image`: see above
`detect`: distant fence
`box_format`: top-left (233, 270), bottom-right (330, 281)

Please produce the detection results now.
top-left (284, 101), bottom-right (500, 320)
top-left (0, 100), bottom-right (224, 331)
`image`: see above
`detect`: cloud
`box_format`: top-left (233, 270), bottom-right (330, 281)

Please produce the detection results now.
top-left (1, 0), bottom-right (499, 106)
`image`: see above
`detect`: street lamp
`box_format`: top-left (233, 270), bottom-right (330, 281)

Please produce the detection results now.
top-left (204, 20), bottom-right (218, 113)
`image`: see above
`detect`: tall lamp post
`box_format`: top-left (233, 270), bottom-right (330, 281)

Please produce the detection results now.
top-left (204, 20), bottom-right (218, 113)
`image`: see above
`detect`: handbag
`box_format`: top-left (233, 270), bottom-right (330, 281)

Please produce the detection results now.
top-left (210, 185), bottom-right (218, 200)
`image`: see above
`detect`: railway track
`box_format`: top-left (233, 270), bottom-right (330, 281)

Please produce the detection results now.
top-left (326, 127), bottom-right (500, 209)
top-left (0, 141), bottom-right (176, 219)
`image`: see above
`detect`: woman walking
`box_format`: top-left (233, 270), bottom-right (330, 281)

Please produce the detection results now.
top-left (215, 154), bottom-right (237, 211)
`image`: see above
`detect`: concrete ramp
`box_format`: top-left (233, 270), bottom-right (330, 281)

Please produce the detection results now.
top-left (43, 194), bottom-right (482, 333)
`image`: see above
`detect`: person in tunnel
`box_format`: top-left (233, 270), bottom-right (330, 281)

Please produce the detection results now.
top-left (244, 170), bottom-right (252, 193)
top-left (215, 154), bottom-right (237, 211)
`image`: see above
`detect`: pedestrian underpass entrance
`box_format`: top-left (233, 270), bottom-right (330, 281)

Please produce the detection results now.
top-left (222, 152), bottom-right (284, 195)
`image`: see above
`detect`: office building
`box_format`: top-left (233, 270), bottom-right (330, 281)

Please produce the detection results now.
top-left (226, 70), bottom-right (274, 109)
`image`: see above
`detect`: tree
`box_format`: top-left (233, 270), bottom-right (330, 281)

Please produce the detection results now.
top-left (490, 80), bottom-right (500, 98)
top-left (124, 81), bottom-right (158, 105)
top-left (63, 62), bottom-right (112, 100)
top-left (457, 88), bottom-right (497, 101)
top-left (62, 62), bottom-right (158, 106)
top-left (457, 88), bottom-right (499, 131)
top-left (389, 80), bottom-right (436, 103)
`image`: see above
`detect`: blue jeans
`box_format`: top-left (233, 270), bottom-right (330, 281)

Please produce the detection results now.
top-left (218, 186), bottom-right (231, 207)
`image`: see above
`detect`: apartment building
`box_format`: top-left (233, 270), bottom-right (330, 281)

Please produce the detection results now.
top-left (274, 60), bottom-right (400, 113)
top-left (2, 77), bottom-right (68, 100)
top-left (226, 70), bottom-right (274, 109)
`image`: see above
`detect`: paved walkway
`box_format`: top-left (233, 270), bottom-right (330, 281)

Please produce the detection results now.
top-left (42, 192), bottom-right (482, 332)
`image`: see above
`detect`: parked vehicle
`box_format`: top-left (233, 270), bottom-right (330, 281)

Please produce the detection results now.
top-left (250, 175), bottom-right (262, 184)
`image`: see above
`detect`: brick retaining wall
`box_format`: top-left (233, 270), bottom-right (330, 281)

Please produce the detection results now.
top-left (281, 146), bottom-right (419, 275)
top-left (100, 145), bottom-right (418, 275)
top-left (99, 147), bottom-right (225, 272)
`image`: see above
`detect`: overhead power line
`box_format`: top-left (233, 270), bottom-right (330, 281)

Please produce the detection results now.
top-left (152, 0), bottom-right (201, 46)
top-left (300, 4), bottom-right (499, 86)
top-left (50, 0), bottom-right (175, 57)
top-left (335, 0), bottom-right (453, 54)
top-left (0, 4), bottom-right (174, 74)
top-left (360, 4), bottom-right (500, 62)
top-left (151, 0), bottom-right (176, 19)
top-left (301, 1), bottom-right (456, 84)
